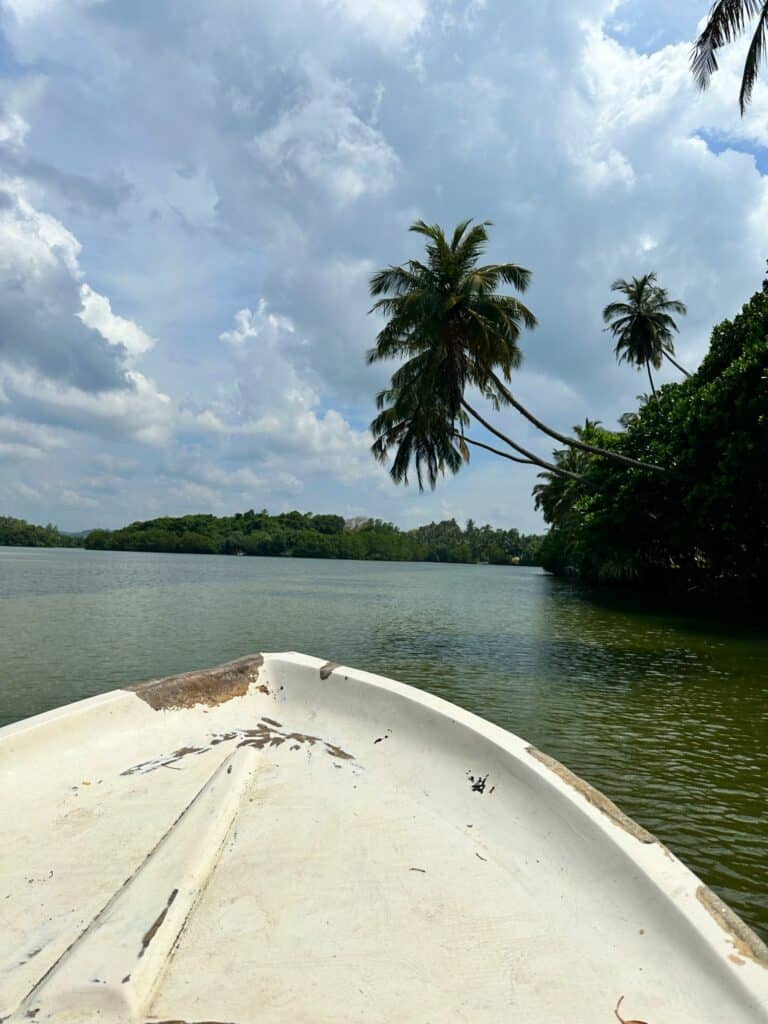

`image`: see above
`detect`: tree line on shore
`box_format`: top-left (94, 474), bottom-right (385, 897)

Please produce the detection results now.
top-left (0, 511), bottom-right (543, 566)
top-left (0, 517), bottom-right (81, 549)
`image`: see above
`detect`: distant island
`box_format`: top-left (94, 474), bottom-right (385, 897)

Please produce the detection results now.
top-left (0, 511), bottom-right (543, 566)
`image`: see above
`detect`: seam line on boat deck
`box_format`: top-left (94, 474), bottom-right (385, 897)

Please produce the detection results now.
top-left (11, 748), bottom-right (249, 1018)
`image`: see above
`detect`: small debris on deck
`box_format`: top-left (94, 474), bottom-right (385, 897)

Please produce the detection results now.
top-left (467, 772), bottom-right (489, 794)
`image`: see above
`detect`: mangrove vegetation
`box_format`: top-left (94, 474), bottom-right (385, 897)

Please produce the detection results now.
top-left (2, 510), bottom-right (542, 567)
top-left (535, 278), bottom-right (768, 598)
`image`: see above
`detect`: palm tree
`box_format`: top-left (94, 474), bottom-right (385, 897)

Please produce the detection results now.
top-left (691, 1), bottom-right (768, 114)
top-left (603, 273), bottom-right (689, 400)
top-left (368, 219), bottom-right (663, 491)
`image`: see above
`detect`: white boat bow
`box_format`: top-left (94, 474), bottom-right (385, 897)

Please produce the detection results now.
top-left (1, 652), bottom-right (766, 1023)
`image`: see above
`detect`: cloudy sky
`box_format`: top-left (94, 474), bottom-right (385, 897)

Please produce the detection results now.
top-left (1, 0), bottom-right (767, 533)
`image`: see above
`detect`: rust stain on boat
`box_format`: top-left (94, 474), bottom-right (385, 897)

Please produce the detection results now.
top-left (527, 746), bottom-right (656, 844)
top-left (697, 885), bottom-right (768, 968)
top-left (127, 655), bottom-right (264, 711)
top-left (320, 661), bottom-right (339, 680)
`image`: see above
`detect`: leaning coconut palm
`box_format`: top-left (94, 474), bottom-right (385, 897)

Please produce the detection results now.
top-left (368, 219), bottom-right (662, 491)
top-left (691, 1), bottom-right (768, 114)
top-left (603, 273), bottom-right (689, 400)
top-left (371, 348), bottom-right (585, 487)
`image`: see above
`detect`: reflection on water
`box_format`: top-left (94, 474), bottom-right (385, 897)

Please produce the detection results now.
top-left (1, 547), bottom-right (766, 940)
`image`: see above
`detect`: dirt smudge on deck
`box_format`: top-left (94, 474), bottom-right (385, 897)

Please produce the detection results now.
top-left (121, 715), bottom-right (355, 775)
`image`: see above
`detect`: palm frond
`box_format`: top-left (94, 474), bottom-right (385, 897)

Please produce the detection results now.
top-left (602, 301), bottom-right (632, 325)
top-left (691, 0), bottom-right (768, 111)
top-left (450, 219), bottom-right (475, 251)
top-left (691, 1), bottom-right (761, 89)
top-left (740, 2), bottom-right (768, 110)
top-left (492, 262), bottom-right (533, 294)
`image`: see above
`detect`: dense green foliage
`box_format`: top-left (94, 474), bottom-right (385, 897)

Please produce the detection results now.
top-left (535, 280), bottom-right (768, 598)
top-left (0, 516), bottom-right (83, 549)
top-left (84, 509), bottom-right (542, 565)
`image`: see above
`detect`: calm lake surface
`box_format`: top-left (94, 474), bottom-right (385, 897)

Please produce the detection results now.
top-left (1, 546), bottom-right (766, 940)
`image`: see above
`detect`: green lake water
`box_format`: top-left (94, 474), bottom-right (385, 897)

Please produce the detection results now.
top-left (1, 546), bottom-right (766, 941)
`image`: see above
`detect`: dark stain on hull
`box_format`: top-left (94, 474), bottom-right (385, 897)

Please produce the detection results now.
top-left (127, 655), bottom-right (264, 711)
top-left (122, 747), bottom-right (207, 776)
top-left (237, 722), bottom-right (354, 761)
top-left (325, 742), bottom-right (354, 761)
top-left (121, 715), bottom-right (355, 776)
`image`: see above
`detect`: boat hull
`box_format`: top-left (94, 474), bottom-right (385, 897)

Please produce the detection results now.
top-left (1, 652), bottom-right (767, 1022)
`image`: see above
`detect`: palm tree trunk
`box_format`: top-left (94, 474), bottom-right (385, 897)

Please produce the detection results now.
top-left (461, 435), bottom-right (536, 465)
top-left (662, 351), bottom-right (691, 377)
top-left (489, 372), bottom-right (665, 473)
top-left (460, 399), bottom-right (586, 483)
top-left (647, 362), bottom-right (658, 401)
